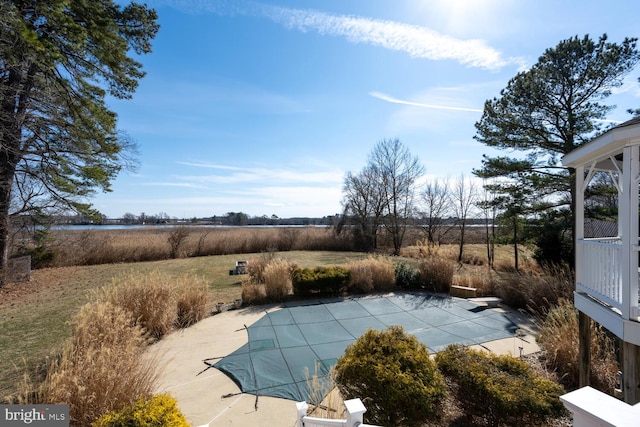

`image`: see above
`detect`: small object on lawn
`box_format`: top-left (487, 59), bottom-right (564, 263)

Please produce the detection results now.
top-left (235, 260), bottom-right (247, 274)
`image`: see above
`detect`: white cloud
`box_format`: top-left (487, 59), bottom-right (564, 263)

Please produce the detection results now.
top-left (175, 162), bottom-right (344, 185)
top-left (158, 0), bottom-right (522, 70)
top-left (370, 91), bottom-right (483, 113)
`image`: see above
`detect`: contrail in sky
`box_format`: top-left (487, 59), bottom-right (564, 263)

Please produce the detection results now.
top-left (369, 91), bottom-right (483, 113)
top-left (156, 0), bottom-right (523, 70)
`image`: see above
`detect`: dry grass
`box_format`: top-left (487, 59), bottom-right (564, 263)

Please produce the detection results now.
top-left (537, 299), bottom-right (618, 394)
top-left (347, 256), bottom-right (395, 293)
top-left (23, 301), bottom-right (157, 426)
top-left (417, 255), bottom-right (455, 293)
top-left (176, 276), bottom-right (209, 328)
top-left (305, 364), bottom-right (345, 420)
top-left (99, 271), bottom-right (178, 340)
top-left (264, 259), bottom-right (295, 301)
top-left (452, 269), bottom-right (497, 296)
top-left (495, 264), bottom-right (574, 312)
top-left (36, 227), bottom-right (351, 267)
top-left (241, 282), bottom-right (267, 305)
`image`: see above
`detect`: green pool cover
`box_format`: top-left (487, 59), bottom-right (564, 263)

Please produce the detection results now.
top-left (212, 293), bottom-right (518, 402)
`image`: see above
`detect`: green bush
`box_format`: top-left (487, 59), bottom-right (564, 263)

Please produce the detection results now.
top-left (394, 261), bottom-right (422, 289)
top-left (435, 344), bottom-right (565, 426)
top-left (334, 326), bottom-right (446, 426)
top-left (292, 266), bottom-right (350, 297)
top-left (93, 394), bottom-right (189, 427)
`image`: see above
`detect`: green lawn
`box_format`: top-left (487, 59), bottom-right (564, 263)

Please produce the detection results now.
top-left (0, 251), bottom-right (367, 399)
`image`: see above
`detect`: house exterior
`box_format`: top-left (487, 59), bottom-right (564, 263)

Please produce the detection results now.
top-left (562, 116), bottom-right (640, 404)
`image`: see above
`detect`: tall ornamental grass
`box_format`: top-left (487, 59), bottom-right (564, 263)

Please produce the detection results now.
top-left (38, 302), bottom-right (157, 426)
top-left (537, 299), bottom-right (618, 393)
top-left (263, 259), bottom-right (295, 301)
top-left (347, 257), bottom-right (395, 293)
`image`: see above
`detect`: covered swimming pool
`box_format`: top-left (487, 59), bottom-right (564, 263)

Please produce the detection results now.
top-left (211, 293), bottom-right (518, 402)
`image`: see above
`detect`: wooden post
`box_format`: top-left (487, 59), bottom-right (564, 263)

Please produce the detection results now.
top-left (622, 341), bottom-right (640, 404)
top-left (579, 311), bottom-right (591, 388)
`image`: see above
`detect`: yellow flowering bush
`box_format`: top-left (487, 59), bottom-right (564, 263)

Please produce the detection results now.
top-left (93, 394), bottom-right (189, 427)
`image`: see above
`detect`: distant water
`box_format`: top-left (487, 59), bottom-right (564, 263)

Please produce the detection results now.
top-left (52, 224), bottom-right (327, 231)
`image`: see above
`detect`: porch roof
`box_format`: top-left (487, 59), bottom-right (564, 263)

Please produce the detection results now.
top-left (562, 116), bottom-right (640, 169)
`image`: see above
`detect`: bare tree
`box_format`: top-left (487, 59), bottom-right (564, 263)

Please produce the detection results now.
top-left (370, 139), bottom-right (425, 255)
top-left (340, 139), bottom-right (424, 255)
top-left (451, 175), bottom-right (478, 264)
top-left (340, 166), bottom-right (385, 251)
top-left (477, 181), bottom-right (499, 269)
top-left (418, 177), bottom-right (454, 250)
top-left (168, 226), bottom-right (190, 259)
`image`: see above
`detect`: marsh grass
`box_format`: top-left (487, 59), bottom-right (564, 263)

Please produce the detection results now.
top-left (40, 227), bottom-right (351, 267)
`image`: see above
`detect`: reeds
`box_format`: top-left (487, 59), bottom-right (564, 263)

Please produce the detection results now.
top-left (36, 227), bottom-right (351, 268)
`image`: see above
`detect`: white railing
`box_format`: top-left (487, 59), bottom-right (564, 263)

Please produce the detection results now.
top-left (296, 399), bottom-right (381, 427)
top-left (561, 386), bottom-right (640, 426)
top-left (577, 238), bottom-right (623, 310)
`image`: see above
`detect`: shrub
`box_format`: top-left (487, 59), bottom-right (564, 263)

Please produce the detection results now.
top-left (537, 299), bottom-right (618, 393)
top-left (435, 344), bottom-right (566, 426)
top-left (334, 326), bottom-right (446, 426)
top-left (93, 393), bottom-right (189, 427)
top-left (101, 271), bottom-right (177, 339)
top-left (394, 261), bottom-right (422, 289)
top-left (417, 255), bottom-right (454, 293)
top-left (263, 259), bottom-right (294, 300)
top-left (175, 276), bottom-right (209, 328)
top-left (292, 266), bottom-right (350, 297)
top-left (41, 301), bottom-right (156, 426)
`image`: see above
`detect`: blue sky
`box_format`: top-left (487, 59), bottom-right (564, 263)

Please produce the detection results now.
top-left (94, 0), bottom-right (640, 219)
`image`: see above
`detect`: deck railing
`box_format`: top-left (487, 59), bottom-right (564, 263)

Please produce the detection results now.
top-left (577, 237), bottom-right (623, 310)
top-left (296, 399), bottom-right (381, 427)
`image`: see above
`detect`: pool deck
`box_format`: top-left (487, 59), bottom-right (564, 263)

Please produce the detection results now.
top-left (144, 297), bottom-right (541, 427)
